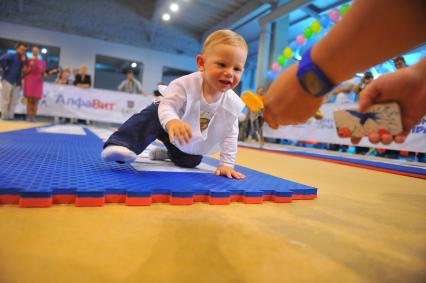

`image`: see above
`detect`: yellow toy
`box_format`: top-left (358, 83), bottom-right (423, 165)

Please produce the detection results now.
top-left (241, 90), bottom-right (263, 113)
top-left (241, 90), bottom-right (265, 148)
top-left (314, 110), bottom-right (323, 120)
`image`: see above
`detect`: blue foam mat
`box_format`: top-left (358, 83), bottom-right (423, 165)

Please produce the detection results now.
top-left (20, 189), bottom-right (52, 198)
top-left (209, 189), bottom-right (231, 198)
top-left (0, 126), bottom-right (317, 199)
top-left (127, 188), bottom-right (152, 197)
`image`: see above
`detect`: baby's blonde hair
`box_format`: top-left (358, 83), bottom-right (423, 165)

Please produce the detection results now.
top-left (202, 29), bottom-right (248, 54)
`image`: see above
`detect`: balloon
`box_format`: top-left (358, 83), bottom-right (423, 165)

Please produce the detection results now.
top-left (296, 34), bottom-right (306, 46)
top-left (266, 70), bottom-right (277, 81)
top-left (304, 27), bottom-right (313, 39)
top-left (283, 47), bottom-right (293, 59)
top-left (289, 41), bottom-right (298, 52)
top-left (339, 4), bottom-right (350, 16)
top-left (329, 8), bottom-right (340, 23)
top-left (277, 55), bottom-right (286, 66)
top-left (271, 63), bottom-right (281, 73)
top-left (311, 20), bottom-right (321, 34)
top-left (319, 14), bottom-right (330, 29)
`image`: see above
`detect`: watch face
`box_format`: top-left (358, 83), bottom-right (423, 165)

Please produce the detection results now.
top-left (302, 71), bottom-right (325, 95)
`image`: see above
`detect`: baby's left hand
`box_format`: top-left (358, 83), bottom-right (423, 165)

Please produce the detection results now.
top-left (215, 165), bottom-right (245, 179)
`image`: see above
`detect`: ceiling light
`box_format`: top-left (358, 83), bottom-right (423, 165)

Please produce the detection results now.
top-left (170, 3), bottom-right (179, 12)
top-left (41, 48), bottom-right (47, 54)
top-left (131, 62), bottom-right (137, 68)
top-left (162, 13), bottom-right (170, 21)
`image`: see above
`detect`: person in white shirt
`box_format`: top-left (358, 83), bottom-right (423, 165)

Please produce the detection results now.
top-left (117, 70), bottom-right (145, 95)
top-left (332, 77), bottom-right (358, 104)
top-left (102, 30), bottom-right (247, 179)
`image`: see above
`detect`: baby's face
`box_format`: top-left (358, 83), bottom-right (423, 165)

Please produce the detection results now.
top-left (201, 44), bottom-right (247, 94)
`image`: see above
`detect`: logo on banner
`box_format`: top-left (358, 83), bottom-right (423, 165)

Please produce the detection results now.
top-left (40, 90), bottom-right (52, 107)
top-left (127, 100), bottom-right (135, 109)
top-left (55, 94), bottom-right (115, 111)
top-left (411, 118), bottom-right (426, 135)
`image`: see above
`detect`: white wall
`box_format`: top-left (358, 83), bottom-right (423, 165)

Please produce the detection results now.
top-left (0, 21), bottom-right (197, 94)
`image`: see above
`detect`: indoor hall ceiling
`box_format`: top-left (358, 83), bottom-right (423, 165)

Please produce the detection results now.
top-left (0, 0), bottom-right (271, 56)
top-left (0, 0), bottom-right (348, 58)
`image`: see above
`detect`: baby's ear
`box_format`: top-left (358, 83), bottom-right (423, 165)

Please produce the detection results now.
top-left (196, 54), bottom-right (205, 72)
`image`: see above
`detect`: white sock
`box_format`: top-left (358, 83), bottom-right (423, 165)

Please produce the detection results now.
top-left (101, 145), bottom-right (137, 164)
top-left (149, 148), bottom-right (169, 160)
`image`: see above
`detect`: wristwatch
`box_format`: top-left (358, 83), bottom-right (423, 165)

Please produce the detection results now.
top-left (296, 48), bottom-right (335, 97)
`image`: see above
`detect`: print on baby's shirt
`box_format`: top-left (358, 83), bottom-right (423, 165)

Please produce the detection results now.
top-left (200, 111), bottom-right (212, 131)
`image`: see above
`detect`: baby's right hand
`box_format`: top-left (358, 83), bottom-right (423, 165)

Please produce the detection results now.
top-left (165, 119), bottom-right (192, 145)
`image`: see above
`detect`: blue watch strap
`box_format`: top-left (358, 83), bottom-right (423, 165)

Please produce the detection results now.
top-left (297, 48), bottom-right (335, 97)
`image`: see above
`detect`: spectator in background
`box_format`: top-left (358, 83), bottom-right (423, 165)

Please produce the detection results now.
top-left (55, 69), bottom-right (71, 85)
top-left (74, 64), bottom-right (91, 88)
top-left (331, 77), bottom-right (358, 104)
top-left (53, 68), bottom-right (72, 124)
top-left (23, 46), bottom-right (45, 122)
top-left (63, 66), bottom-right (74, 82)
top-left (73, 64), bottom-right (91, 124)
top-left (393, 56), bottom-right (407, 70)
top-left (241, 86), bottom-right (265, 145)
top-left (118, 70), bottom-right (145, 95)
top-left (252, 85), bottom-right (265, 146)
top-left (353, 71), bottom-right (374, 96)
top-left (0, 42), bottom-right (27, 120)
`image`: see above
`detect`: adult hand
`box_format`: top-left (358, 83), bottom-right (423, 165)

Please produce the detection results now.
top-left (264, 63), bottom-right (324, 128)
top-left (215, 165), bottom-right (245, 179)
top-left (165, 119), bottom-right (192, 145)
top-left (351, 61), bottom-right (426, 145)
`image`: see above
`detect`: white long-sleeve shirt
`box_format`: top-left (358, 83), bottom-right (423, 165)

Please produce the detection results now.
top-left (158, 72), bottom-right (244, 167)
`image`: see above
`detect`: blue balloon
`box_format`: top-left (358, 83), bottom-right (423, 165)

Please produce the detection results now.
top-left (289, 41), bottom-right (298, 52)
top-left (320, 14), bottom-right (330, 29)
top-left (266, 70), bottom-right (277, 81)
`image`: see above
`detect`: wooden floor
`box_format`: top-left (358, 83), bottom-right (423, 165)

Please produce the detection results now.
top-left (0, 119), bottom-right (47, 133)
top-left (0, 121), bottom-right (425, 283)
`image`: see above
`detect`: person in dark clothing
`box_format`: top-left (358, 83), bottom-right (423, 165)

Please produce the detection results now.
top-left (73, 64), bottom-right (91, 88)
top-left (0, 42), bottom-right (27, 120)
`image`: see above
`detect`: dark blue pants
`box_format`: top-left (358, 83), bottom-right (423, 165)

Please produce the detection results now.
top-left (104, 103), bottom-right (202, 168)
